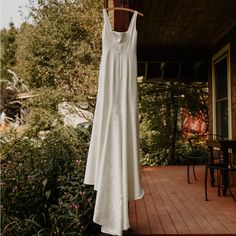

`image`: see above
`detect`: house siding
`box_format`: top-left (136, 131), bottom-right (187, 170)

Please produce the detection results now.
top-left (209, 27), bottom-right (236, 185)
top-left (231, 39), bottom-right (236, 140)
top-left (209, 27), bottom-right (236, 139)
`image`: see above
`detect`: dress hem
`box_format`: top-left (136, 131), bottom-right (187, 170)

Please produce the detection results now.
top-left (84, 181), bottom-right (144, 201)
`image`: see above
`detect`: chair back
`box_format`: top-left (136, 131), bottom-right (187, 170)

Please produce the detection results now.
top-left (207, 133), bottom-right (224, 164)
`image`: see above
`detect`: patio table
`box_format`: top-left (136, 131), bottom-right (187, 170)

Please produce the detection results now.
top-left (206, 139), bottom-right (236, 195)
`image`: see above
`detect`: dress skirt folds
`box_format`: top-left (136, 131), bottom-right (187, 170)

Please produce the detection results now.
top-left (84, 10), bottom-right (144, 236)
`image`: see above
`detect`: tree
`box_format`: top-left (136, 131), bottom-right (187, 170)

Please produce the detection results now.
top-left (138, 81), bottom-right (208, 165)
top-left (0, 23), bottom-right (21, 121)
top-left (15, 0), bottom-right (103, 101)
top-left (0, 22), bottom-right (18, 81)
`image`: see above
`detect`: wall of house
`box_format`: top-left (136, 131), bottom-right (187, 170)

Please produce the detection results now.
top-left (230, 34), bottom-right (236, 140)
top-left (209, 26), bottom-right (236, 185)
top-left (229, 30), bottom-right (236, 185)
top-left (208, 26), bottom-right (236, 139)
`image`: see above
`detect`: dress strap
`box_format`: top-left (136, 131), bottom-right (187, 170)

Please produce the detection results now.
top-left (127, 11), bottom-right (138, 32)
top-left (103, 9), bottom-right (112, 32)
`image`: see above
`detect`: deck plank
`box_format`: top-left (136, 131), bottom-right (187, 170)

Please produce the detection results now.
top-left (126, 166), bottom-right (236, 235)
top-left (142, 171), bottom-right (164, 234)
top-left (148, 169), bottom-right (178, 234)
top-left (128, 200), bottom-right (137, 232)
top-left (135, 198), bottom-right (151, 234)
top-left (163, 167), bottom-right (230, 234)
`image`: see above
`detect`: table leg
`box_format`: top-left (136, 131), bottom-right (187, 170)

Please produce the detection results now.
top-left (209, 146), bottom-right (215, 186)
top-left (222, 146), bottom-right (228, 196)
top-left (187, 158), bottom-right (190, 184)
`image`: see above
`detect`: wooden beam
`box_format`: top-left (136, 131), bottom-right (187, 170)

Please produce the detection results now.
top-left (137, 61), bottom-right (209, 82)
top-left (113, 0), bottom-right (130, 32)
top-left (137, 47), bottom-right (211, 62)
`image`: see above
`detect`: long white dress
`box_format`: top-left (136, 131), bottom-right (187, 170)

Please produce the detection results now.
top-left (84, 9), bottom-right (144, 236)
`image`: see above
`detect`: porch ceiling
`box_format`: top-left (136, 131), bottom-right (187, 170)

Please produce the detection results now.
top-left (134, 0), bottom-right (236, 61)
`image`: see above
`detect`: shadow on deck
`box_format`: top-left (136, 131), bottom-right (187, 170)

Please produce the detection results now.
top-left (125, 166), bottom-right (236, 235)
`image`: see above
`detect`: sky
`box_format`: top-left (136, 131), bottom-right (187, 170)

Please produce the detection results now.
top-left (0, 0), bottom-right (32, 29)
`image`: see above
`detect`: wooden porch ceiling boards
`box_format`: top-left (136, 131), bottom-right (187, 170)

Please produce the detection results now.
top-left (125, 166), bottom-right (236, 235)
top-left (109, 0), bottom-right (236, 80)
top-left (134, 0), bottom-right (236, 61)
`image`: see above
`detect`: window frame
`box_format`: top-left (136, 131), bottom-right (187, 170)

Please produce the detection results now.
top-left (212, 43), bottom-right (232, 138)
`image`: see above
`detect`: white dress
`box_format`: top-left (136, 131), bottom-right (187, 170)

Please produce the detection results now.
top-left (84, 9), bottom-right (144, 236)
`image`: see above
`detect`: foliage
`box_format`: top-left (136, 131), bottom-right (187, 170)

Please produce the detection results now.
top-left (0, 80), bottom-right (19, 116)
top-left (0, 126), bottom-right (99, 235)
top-left (15, 0), bottom-right (103, 100)
top-left (22, 86), bottom-right (72, 134)
top-left (0, 70), bottom-right (29, 121)
top-left (174, 139), bottom-right (208, 165)
top-left (0, 22), bottom-right (18, 82)
top-left (138, 81), bottom-right (208, 165)
top-left (1, 1), bottom-right (104, 233)
top-left (0, 23), bottom-right (20, 119)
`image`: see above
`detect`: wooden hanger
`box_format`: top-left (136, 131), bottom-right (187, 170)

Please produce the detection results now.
top-left (104, 0), bottom-right (144, 17)
top-left (104, 7), bottom-right (144, 17)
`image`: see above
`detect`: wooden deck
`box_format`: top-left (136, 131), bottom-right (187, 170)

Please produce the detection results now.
top-left (125, 166), bottom-right (236, 235)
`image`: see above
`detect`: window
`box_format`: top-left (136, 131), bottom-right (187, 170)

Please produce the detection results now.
top-left (212, 44), bottom-right (232, 138)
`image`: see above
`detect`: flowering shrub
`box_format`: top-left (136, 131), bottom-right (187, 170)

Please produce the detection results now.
top-left (0, 127), bottom-right (99, 235)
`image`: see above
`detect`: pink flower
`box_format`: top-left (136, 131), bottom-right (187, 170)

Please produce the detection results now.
top-left (70, 204), bottom-right (80, 209)
top-left (75, 160), bottom-right (81, 165)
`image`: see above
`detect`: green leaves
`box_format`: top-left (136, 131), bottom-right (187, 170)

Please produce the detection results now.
top-left (1, 1), bottom-right (103, 235)
top-left (45, 190), bottom-right (51, 199)
top-left (15, 0), bottom-right (103, 100)
top-left (42, 178), bottom-right (48, 187)
top-left (138, 81), bottom-right (208, 165)
top-left (0, 126), bottom-right (96, 235)
top-left (0, 23), bottom-right (18, 82)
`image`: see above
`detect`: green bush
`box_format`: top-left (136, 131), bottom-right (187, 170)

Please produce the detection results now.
top-left (140, 149), bottom-right (170, 166)
top-left (175, 139), bottom-right (208, 165)
top-left (140, 138), bottom-right (208, 166)
top-left (0, 127), bottom-right (99, 235)
top-left (138, 81), bottom-right (208, 165)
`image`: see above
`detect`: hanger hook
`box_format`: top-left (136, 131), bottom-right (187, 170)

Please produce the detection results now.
top-left (121, 0), bottom-right (124, 7)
